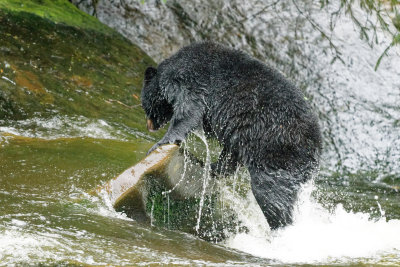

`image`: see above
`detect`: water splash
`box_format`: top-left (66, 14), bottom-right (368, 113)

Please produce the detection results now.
top-left (193, 130), bottom-right (212, 233)
top-left (162, 141), bottom-right (189, 195)
top-left (1, 75), bottom-right (16, 85)
top-left (225, 181), bottom-right (400, 264)
top-left (0, 229), bottom-right (65, 264)
top-left (376, 198), bottom-right (386, 218)
top-left (150, 198), bottom-right (155, 227)
top-left (167, 193), bottom-right (170, 228)
top-left (92, 189), bottom-right (132, 221)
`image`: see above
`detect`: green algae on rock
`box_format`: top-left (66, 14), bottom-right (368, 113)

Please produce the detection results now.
top-left (0, 0), bottom-right (113, 34)
top-left (91, 143), bottom-right (246, 242)
top-left (0, 1), bottom-right (162, 141)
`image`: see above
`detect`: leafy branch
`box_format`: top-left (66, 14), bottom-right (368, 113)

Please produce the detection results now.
top-left (292, 0), bottom-right (345, 64)
top-left (375, 33), bottom-right (400, 70)
top-left (298, 0), bottom-right (399, 70)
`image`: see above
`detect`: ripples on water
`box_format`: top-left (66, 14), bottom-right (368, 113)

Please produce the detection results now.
top-left (0, 115), bottom-right (152, 141)
top-left (0, 133), bottom-right (265, 265)
top-left (1, 138), bottom-right (399, 265)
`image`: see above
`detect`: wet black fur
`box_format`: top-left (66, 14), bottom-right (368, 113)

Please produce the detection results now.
top-left (141, 42), bottom-right (322, 230)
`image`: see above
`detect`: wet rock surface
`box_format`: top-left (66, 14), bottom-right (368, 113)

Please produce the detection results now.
top-left (0, 2), bottom-right (159, 141)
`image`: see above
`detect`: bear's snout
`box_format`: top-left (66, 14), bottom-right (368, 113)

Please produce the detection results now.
top-left (147, 118), bottom-right (156, 132)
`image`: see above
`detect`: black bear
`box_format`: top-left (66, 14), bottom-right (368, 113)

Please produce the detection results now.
top-left (141, 42), bottom-right (321, 230)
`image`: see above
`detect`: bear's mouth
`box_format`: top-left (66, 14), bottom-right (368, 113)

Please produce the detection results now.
top-left (147, 118), bottom-right (157, 132)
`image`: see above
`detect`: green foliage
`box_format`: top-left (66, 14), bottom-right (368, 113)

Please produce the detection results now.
top-left (0, 0), bottom-right (113, 33)
top-left (374, 33), bottom-right (400, 70)
top-left (393, 12), bottom-right (400, 30)
top-left (313, 0), bottom-right (399, 70)
top-left (341, 0), bottom-right (399, 70)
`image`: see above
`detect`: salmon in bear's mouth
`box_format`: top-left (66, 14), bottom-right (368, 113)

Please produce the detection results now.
top-left (147, 118), bottom-right (157, 132)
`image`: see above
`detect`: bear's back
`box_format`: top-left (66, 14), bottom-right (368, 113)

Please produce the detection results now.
top-left (158, 42), bottom-right (321, 167)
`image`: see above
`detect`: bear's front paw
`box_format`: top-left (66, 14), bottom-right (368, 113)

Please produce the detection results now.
top-left (147, 141), bottom-right (164, 155)
top-left (146, 137), bottom-right (183, 156)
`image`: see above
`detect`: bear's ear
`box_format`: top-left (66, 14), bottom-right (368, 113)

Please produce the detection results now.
top-left (144, 66), bottom-right (157, 82)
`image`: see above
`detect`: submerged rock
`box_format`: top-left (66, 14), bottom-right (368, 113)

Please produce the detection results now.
top-left (93, 144), bottom-right (246, 241)
top-left (92, 144), bottom-right (181, 212)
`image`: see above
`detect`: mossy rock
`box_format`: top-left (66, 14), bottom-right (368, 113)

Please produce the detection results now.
top-left (93, 144), bottom-right (246, 242)
top-left (0, 0), bottom-right (113, 33)
top-left (0, 1), bottom-right (163, 141)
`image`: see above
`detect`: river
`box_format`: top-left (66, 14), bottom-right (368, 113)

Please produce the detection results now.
top-left (1, 0), bottom-right (400, 265)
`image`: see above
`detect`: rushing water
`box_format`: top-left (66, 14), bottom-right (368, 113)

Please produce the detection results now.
top-left (225, 181), bottom-right (400, 264)
top-left (1, 0), bottom-right (400, 265)
top-left (0, 131), bottom-right (269, 266)
top-left (1, 123), bottom-right (400, 266)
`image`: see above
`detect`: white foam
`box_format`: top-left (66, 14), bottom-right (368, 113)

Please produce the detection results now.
top-left (225, 182), bottom-right (400, 264)
top-left (0, 115), bottom-right (129, 140)
top-left (1, 76), bottom-right (16, 85)
top-left (0, 229), bottom-right (63, 264)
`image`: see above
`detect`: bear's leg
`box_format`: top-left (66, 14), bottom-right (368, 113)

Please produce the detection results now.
top-left (248, 166), bottom-right (302, 230)
top-left (211, 148), bottom-right (239, 176)
top-left (147, 99), bottom-right (205, 155)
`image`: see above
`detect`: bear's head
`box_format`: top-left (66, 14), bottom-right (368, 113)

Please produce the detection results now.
top-left (141, 66), bottom-right (173, 132)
